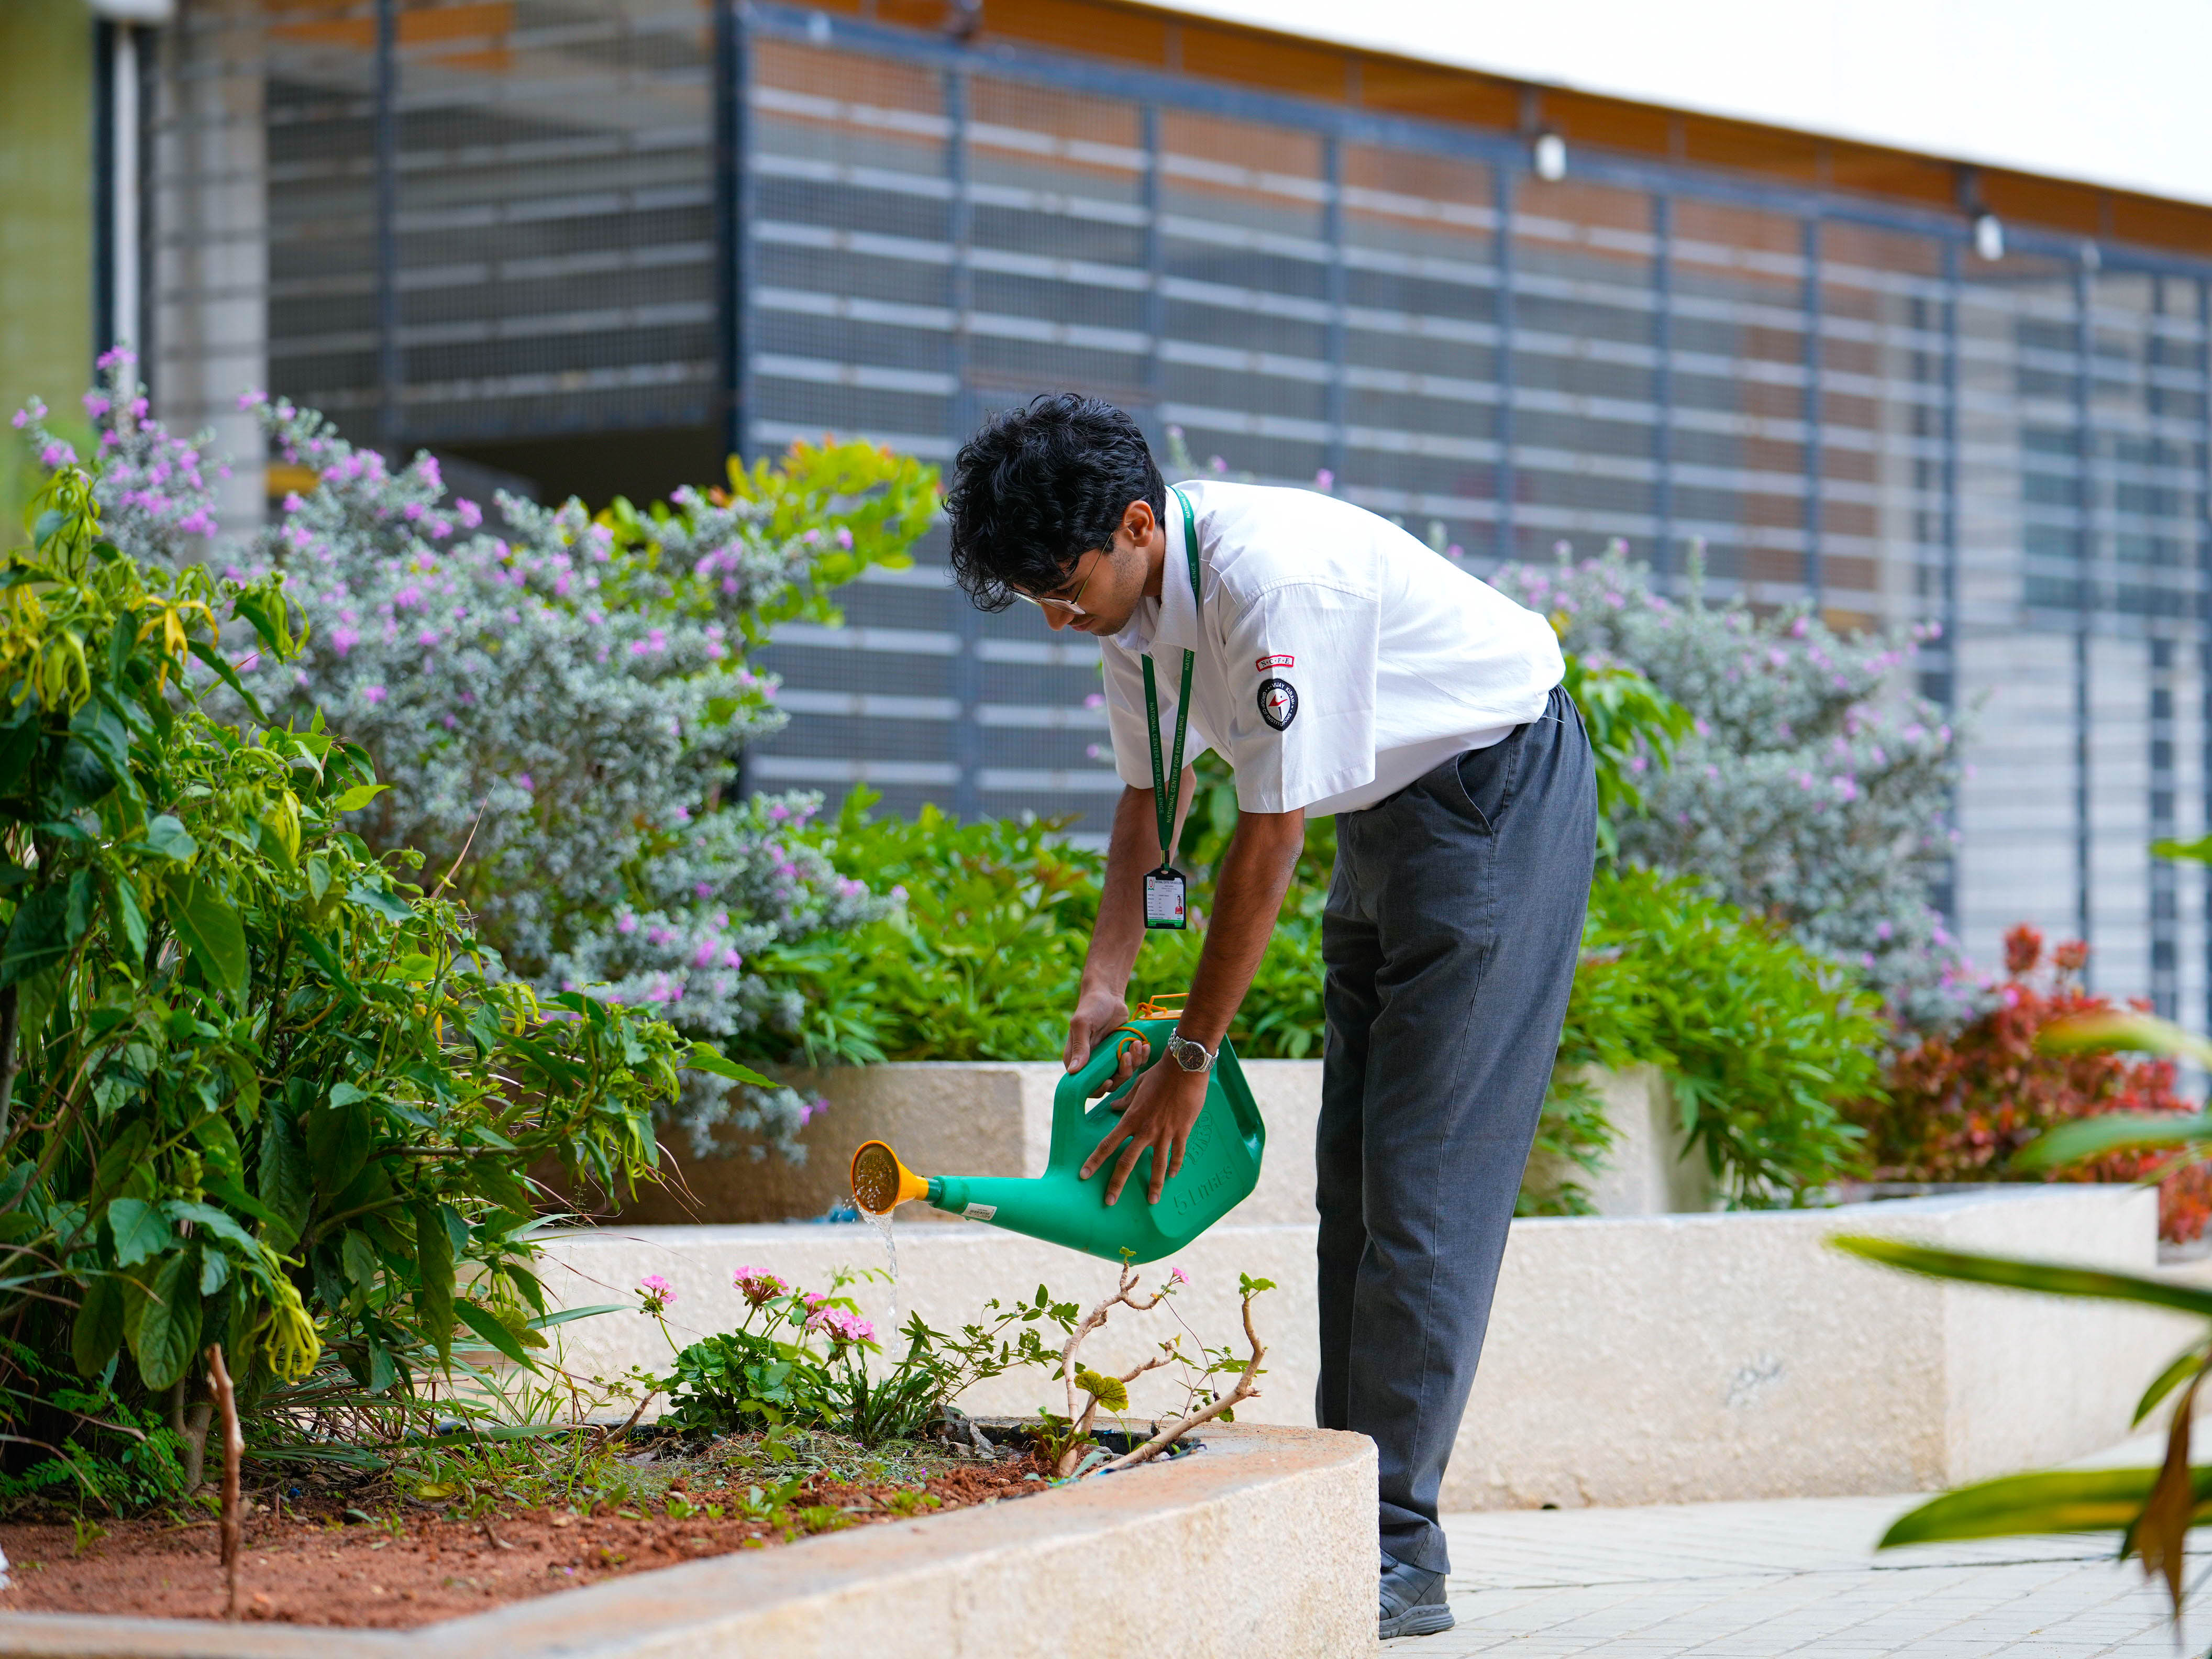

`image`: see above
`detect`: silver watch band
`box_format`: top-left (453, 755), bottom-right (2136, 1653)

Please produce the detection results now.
top-left (1167, 1028), bottom-right (1216, 1073)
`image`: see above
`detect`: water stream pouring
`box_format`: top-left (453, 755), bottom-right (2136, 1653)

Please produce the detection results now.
top-left (849, 1010), bottom-right (1266, 1264)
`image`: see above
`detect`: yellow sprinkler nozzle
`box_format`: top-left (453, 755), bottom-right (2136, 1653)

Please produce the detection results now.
top-left (851, 1140), bottom-right (931, 1216)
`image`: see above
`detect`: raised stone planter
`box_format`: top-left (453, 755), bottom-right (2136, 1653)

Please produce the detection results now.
top-left (531, 1184), bottom-right (2187, 1511)
top-left (0, 1423), bottom-right (1377, 1658)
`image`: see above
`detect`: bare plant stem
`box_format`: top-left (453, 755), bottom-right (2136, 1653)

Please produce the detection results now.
top-left (1092, 1288), bottom-right (1267, 1476)
top-left (170, 1377), bottom-right (214, 1492)
top-left (0, 983), bottom-right (19, 1146)
top-left (207, 1345), bottom-right (244, 1620)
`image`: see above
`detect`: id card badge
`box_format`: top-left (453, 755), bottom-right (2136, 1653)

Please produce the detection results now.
top-left (1143, 866), bottom-right (1188, 930)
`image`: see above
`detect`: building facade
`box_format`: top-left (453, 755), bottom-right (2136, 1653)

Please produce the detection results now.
top-left (32, 0), bottom-right (2212, 1015)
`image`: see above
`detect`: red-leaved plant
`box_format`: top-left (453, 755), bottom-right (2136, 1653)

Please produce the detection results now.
top-left (1853, 924), bottom-right (2212, 1243)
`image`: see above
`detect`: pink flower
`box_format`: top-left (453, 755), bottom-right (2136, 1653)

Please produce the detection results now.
top-left (806, 1307), bottom-right (874, 1350)
top-left (361, 685), bottom-right (388, 705)
top-left (1168, 1268), bottom-right (1187, 1286)
top-left (733, 1266), bottom-right (787, 1306)
top-left (638, 1274), bottom-right (676, 1314)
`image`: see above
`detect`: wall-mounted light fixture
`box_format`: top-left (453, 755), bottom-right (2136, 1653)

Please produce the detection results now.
top-left (1531, 131), bottom-right (1567, 183)
top-left (1972, 212), bottom-right (2005, 263)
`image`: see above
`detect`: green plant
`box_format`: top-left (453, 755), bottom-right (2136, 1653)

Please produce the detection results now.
top-left (1565, 866), bottom-right (1881, 1203)
top-left (0, 467), bottom-right (692, 1496)
top-left (662, 1266), bottom-right (1066, 1448)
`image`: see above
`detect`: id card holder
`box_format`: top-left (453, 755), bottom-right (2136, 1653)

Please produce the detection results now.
top-left (1143, 866), bottom-right (1188, 930)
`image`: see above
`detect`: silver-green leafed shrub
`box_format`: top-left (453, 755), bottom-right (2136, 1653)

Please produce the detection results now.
top-left (20, 358), bottom-right (938, 1157)
top-left (1491, 545), bottom-right (1973, 1029)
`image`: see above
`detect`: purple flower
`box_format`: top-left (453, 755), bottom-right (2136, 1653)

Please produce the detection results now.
top-left (517, 773), bottom-right (534, 791)
top-left (616, 913), bottom-right (639, 935)
top-left (361, 684), bottom-right (388, 705)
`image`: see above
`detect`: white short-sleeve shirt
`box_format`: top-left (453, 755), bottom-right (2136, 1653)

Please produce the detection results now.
top-left (1100, 481), bottom-right (1564, 817)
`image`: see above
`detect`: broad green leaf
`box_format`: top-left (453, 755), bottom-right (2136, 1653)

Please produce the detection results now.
top-left (0, 885), bottom-right (70, 986)
top-left (331, 783), bottom-right (390, 813)
top-left (132, 814), bottom-right (197, 864)
top-left (2015, 1112), bottom-right (2212, 1172)
top-left (685, 1045), bottom-right (775, 1087)
top-left (165, 1200), bottom-right (259, 1257)
top-left (1879, 1467), bottom-right (2212, 1546)
top-left (2154, 835), bottom-right (2212, 866)
top-left (2037, 1010), bottom-right (2212, 1070)
top-left (57, 739), bottom-right (116, 805)
top-left (1075, 1367), bottom-right (1129, 1412)
top-left (414, 1201), bottom-right (455, 1364)
top-left (340, 1229), bottom-right (378, 1291)
top-left (304, 1097), bottom-right (371, 1195)
top-left (258, 1109), bottom-right (311, 1249)
top-left (106, 1197), bottom-right (174, 1267)
top-left (163, 874), bottom-right (249, 1000)
top-left (105, 870), bottom-right (148, 965)
top-left (130, 1250), bottom-right (204, 1393)
top-left (2137, 1345), bottom-right (2211, 1427)
top-left (71, 1277), bottom-right (123, 1378)
top-left (455, 1300), bottom-right (537, 1369)
top-left (1832, 1235), bottom-right (2212, 1319)
top-left (346, 879), bottom-right (416, 925)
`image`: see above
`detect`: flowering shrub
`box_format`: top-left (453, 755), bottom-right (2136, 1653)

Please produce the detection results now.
top-left (18, 358), bottom-right (939, 1158)
top-left (655, 1268), bottom-right (945, 1447)
top-left (1488, 546), bottom-right (1970, 1026)
top-left (1849, 925), bottom-right (2212, 1242)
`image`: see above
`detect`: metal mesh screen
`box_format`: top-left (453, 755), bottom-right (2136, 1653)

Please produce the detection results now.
top-left (258, 0), bottom-right (714, 449)
top-left (143, 0), bottom-right (2212, 1007)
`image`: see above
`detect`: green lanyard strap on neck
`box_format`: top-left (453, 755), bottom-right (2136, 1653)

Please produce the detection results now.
top-left (1140, 486), bottom-right (1203, 865)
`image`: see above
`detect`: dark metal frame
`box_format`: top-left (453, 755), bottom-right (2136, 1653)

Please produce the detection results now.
top-left (732, 1), bottom-right (2212, 1009)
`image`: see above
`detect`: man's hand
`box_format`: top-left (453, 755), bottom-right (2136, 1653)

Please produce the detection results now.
top-left (1079, 1057), bottom-right (1208, 1205)
top-left (1065, 986), bottom-right (1149, 1097)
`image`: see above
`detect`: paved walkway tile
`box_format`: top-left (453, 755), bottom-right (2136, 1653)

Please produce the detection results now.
top-left (1407, 1495), bottom-right (2209, 1656)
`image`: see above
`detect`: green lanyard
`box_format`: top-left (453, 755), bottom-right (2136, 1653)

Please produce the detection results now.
top-left (1139, 485), bottom-right (1202, 865)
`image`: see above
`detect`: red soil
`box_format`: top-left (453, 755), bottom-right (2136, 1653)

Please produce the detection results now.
top-left (0, 1455), bottom-right (1049, 1629)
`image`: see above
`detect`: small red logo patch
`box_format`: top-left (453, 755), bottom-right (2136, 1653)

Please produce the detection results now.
top-left (1256, 654), bottom-right (1295, 671)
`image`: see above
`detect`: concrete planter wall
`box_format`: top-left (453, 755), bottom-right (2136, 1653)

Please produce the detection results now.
top-left (591, 1059), bottom-right (1706, 1227)
top-left (535, 1185), bottom-right (2185, 1512)
top-left (0, 1424), bottom-right (1377, 1658)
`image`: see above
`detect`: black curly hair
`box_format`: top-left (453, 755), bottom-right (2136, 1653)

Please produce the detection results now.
top-left (943, 393), bottom-right (1165, 612)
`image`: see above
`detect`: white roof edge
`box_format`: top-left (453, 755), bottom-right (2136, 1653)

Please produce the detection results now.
top-left (1151, 0), bottom-right (2212, 215)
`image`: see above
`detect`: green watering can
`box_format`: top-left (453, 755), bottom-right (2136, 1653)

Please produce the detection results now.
top-left (849, 1010), bottom-right (1266, 1264)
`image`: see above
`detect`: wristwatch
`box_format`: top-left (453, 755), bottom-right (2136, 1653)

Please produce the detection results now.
top-left (1165, 1028), bottom-right (1216, 1074)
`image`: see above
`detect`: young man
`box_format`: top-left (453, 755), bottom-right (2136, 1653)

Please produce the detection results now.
top-left (944, 394), bottom-right (1596, 1641)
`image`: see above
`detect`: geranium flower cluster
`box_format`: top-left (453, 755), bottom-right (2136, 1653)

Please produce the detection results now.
top-left (1492, 544), bottom-right (1974, 1028)
top-left (24, 361), bottom-right (911, 1157)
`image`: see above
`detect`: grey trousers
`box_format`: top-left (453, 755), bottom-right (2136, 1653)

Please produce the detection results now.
top-left (1316, 684), bottom-right (1597, 1574)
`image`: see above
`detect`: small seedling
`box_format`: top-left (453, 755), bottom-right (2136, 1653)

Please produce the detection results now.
top-left (70, 1517), bottom-right (106, 1558)
top-left (884, 1490), bottom-right (940, 1517)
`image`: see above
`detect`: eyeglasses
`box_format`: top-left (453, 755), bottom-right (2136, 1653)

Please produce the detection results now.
top-left (1011, 548), bottom-right (1105, 618)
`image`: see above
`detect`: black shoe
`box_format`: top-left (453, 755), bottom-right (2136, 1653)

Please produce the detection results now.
top-left (1379, 1551), bottom-right (1454, 1640)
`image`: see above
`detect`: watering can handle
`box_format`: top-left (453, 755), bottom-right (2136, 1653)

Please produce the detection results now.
top-left (1056, 1020), bottom-right (1162, 1133)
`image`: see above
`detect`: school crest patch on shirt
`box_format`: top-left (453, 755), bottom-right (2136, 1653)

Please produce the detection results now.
top-left (1257, 677), bottom-right (1299, 731)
